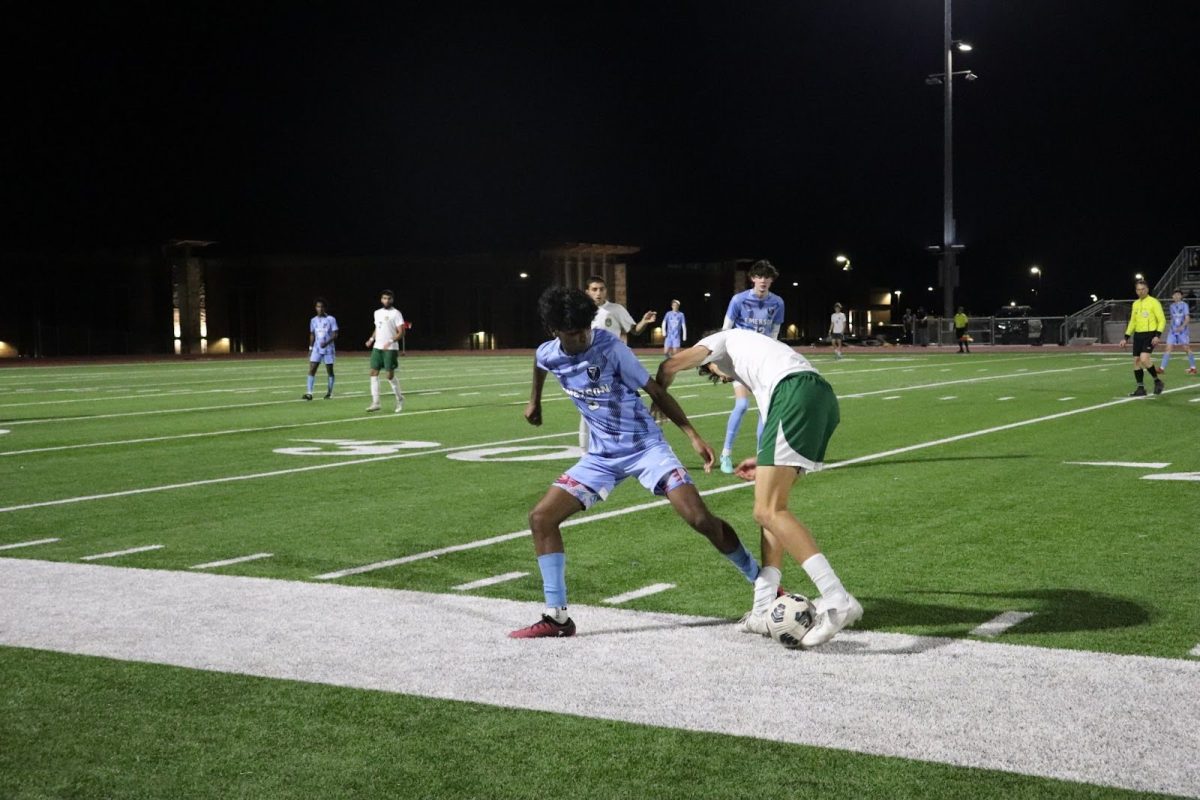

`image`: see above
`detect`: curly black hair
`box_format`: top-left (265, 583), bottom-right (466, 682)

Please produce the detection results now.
top-left (538, 287), bottom-right (597, 333)
top-left (747, 259), bottom-right (779, 279)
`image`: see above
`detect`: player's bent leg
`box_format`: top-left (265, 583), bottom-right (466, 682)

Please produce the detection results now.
top-left (511, 485), bottom-right (587, 640)
top-left (664, 482), bottom-right (758, 582)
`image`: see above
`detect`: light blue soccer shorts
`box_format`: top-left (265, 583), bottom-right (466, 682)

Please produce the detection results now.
top-left (553, 440), bottom-right (693, 510)
top-left (664, 334), bottom-right (682, 349)
top-left (309, 346), bottom-right (335, 365)
top-left (1167, 330), bottom-right (1190, 346)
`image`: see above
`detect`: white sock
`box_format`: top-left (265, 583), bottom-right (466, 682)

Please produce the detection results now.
top-left (801, 553), bottom-right (848, 604)
top-left (389, 378), bottom-right (402, 400)
top-left (721, 449), bottom-right (732, 458)
top-left (545, 606), bottom-right (569, 623)
top-left (752, 566), bottom-right (781, 614)
top-left (370, 376), bottom-right (380, 402)
top-left (578, 417), bottom-right (589, 450)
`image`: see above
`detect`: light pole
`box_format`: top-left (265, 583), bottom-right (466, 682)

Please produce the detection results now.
top-left (925, 0), bottom-right (976, 320)
top-left (1030, 265), bottom-right (1042, 298)
top-left (835, 254), bottom-right (852, 271)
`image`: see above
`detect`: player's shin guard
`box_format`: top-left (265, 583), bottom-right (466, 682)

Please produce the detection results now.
top-left (306, 375), bottom-right (315, 394)
top-left (536, 552), bottom-right (568, 621)
top-left (723, 396), bottom-right (750, 454)
top-left (388, 378), bottom-right (402, 400)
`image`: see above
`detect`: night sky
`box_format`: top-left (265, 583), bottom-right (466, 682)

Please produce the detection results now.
top-left (5, 2), bottom-right (1198, 313)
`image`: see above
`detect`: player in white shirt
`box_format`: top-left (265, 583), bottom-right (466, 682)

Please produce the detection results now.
top-left (577, 275), bottom-right (657, 448)
top-left (304, 298), bottom-right (339, 400)
top-left (364, 289), bottom-right (405, 413)
top-left (655, 328), bottom-right (861, 649)
top-left (828, 303), bottom-right (847, 360)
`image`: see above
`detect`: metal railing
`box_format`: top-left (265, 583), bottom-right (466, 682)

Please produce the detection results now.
top-left (1152, 245), bottom-right (1200, 298)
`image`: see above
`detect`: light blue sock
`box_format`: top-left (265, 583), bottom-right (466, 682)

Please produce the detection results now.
top-left (536, 552), bottom-right (567, 608)
top-left (327, 375), bottom-right (335, 393)
top-left (306, 375), bottom-right (315, 393)
top-left (1161, 352), bottom-right (1170, 370)
top-left (1190, 352), bottom-right (1196, 369)
top-left (724, 542), bottom-right (760, 582)
top-left (723, 397), bottom-right (750, 453)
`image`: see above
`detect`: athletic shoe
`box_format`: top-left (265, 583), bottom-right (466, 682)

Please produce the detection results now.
top-left (1188, 367), bottom-right (1197, 375)
top-left (1157, 366), bottom-right (1166, 374)
top-left (508, 615), bottom-right (576, 639)
top-left (719, 455), bottom-right (734, 474)
top-left (394, 399), bottom-right (404, 413)
top-left (800, 594), bottom-right (863, 649)
top-left (302, 393), bottom-right (313, 401)
top-left (1129, 386), bottom-right (1147, 397)
top-left (737, 610), bottom-right (770, 636)
top-left (1153, 379), bottom-right (1165, 395)
top-left (365, 402), bottom-right (381, 412)
top-left (323, 391), bottom-right (332, 399)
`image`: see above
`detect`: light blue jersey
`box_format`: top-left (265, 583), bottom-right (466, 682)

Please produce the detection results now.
top-left (1167, 301), bottom-right (1191, 345)
top-left (309, 315), bottom-right (338, 363)
top-left (725, 290), bottom-right (784, 338)
top-left (663, 310), bottom-right (686, 346)
top-left (536, 329), bottom-right (662, 457)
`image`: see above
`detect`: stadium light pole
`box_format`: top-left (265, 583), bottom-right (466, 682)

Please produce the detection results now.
top-left (1030, 265), bottom-right (1042, 297)
top-left (925, 0), bottom-right (976, 320)
top-left (836, 254), bottom-right (852, 271)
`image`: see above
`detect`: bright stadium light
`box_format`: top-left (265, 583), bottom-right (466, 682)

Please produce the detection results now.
top-left (836, 254), bottom-right (852, 271)
top-left (956, 40), bottom-right (973, 52)
top-left (1135, 273), bottom-right (1145, 281)
top-left (1090, 294), bottom-right (1099, 302)
top-left (519, 272), bottom-right (528, 279)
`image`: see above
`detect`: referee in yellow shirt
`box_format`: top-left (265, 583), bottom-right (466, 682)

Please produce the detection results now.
top-left (1122, 279), bottom-right (1167, 396)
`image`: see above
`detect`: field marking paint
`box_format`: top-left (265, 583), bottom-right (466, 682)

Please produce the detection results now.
top-left (328, 383), bottom-right (1200, 575)
top-left (840, 363), bottom-right (1104, 400)
top-left (998, 396), bottom-right (1015, 401)
top-left (0, 407), bottom-right (465, 457)
top-left (0, 537), bottom-right (60, 551)
top-left (1191, 644), bottom-right (1200, 657)
top-left (498, 392), bottom-right (521, 397)
top-left (939, 396), bottom-right (957, 401)
top-left (190, 553), bottom-right (274, 570)
top-left (2, 560), bottom-right (1198, 798)
top-left (603, 583), bottom-right (676, 605)
top-left (457, 392), bottom-right (481, 396)
top-left (971, 611), bottom-right (1036, 637)
top-left (1142, 472), bottom-right (1200, 482)
top-left (1191, 397), bottom-right (1200, 403)
top-left (1058, 396), bottom-right (1076, 401)
top-left (79, 545), bottom-right (163, 561)
top-left (0, 431), bottom-right (579, 514)
top-left (1064, 461), bottom-right (1170, 469)
top-left (452, 571), bottom-right (529, 591)
top-left (882, 396), bottom-right (901, 400)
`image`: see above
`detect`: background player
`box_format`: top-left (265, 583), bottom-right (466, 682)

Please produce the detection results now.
top-left (828, 303), bottom-right (846, 360)
top-left (657, 328), bottom-right (859, 649)
top-left (1121, 279), bottom-right (1165, 396)
top-left (304, 298), bottom-right (338, 400)
top-left (719, 259), bottom-right (784, 473)
top-left (1159, 288), bottom-right (1195, 375)
top-left (510, 287), bottom-right (762, 639)
top-left (365, 290), bottom-right (405, 412)
top-left (662, 299), bottom-right (687, 357)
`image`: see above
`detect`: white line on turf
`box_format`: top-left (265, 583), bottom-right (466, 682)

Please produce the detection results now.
top-left (939, 396), bottom-right (956, 400)
top-left (1192, 644), bottom-right (1200, 657)
top-left (458, 392), bottom-right (481, 396)
top-left (2, 560), bottom-right (1197, 797)
top-left (998, 396), bottom-right (1015, 401)
top-left (970, 611), bottom-right (1036, 637)
top-left (840, 363), bottom-right (1105, 399)
top-left (0, 431), bottom-right (579, 514)
top-left (452, 571), bottom-right (529, 591)
top-left (603, 583), bottom-right (676, 604)
top-left (79, 545), bottom-right (163, 561)
top-left (0, 537), bottom-right (60, 550)
top-left (1064, 461), bottom-right (1170, 469)
top-left (1058, 396), bottom-right (1076, 401)
top-left (320, 383), bottom-right (1200, 576)
top-left (883, 396), bottom-right (901, 400)
top-left (189, 553), bottom-right (274, 570)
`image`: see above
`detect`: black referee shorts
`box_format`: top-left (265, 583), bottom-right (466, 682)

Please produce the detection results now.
top-left (1131, 332), bottom-right (1159, 355)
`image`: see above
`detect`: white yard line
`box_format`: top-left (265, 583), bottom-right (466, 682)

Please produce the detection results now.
top-left (79, 544), bottom-right (163, 561)
top-left (1058, 396), bottom-right (1076, 401)
top-left (939, 396), bottom-right (956, 400)
top-left (970, 611), bottom-right (1036, 637)
top-left (1, 560), bottom-right (1196, 798)
top-left (0, 537), bottom-right (60, 550)
top-left (997, 396), bottom-right (1015, 401)
top-left (603, 583), bottom-right (676, 605)
top-left (1064, 461), bottom-right (1170, 469)
top-left (190, 553), bottom-right (274, 570)
top-left (452, 571), bottom-right (529, 591)
top-left (839, 363), bottom-right (1104, 399)
top-left (882, 396), bottom-right (901, 400)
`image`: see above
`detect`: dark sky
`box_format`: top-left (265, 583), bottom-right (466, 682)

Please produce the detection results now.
top-left (4, 2), bottom-right (1198, 311)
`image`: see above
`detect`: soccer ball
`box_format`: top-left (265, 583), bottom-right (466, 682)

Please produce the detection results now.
top-left (766, 593), bottom-right (817, 649)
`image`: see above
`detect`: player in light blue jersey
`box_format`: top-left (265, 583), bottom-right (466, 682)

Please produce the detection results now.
top-left (662, 299), bottom-right (687, 356)
top-left (304, 298), bottom-right (338, 400)
top-left (719, 259), bottom-right (784, 474)
top-left (1159, 288), bottom-right (1195, 375)
top-left (510, 287), bottom-right (762, 638)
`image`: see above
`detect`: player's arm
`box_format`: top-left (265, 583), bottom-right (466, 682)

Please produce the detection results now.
top-left (524, 362), bottom-right (548, 426)
top-left (641, 377), bottom-right (715, 472)
top-left (633, 310), bottom-right (657, 335)
top-left (309, 330), bottom-right (315, 349)
top-left (681, 316), bottom-right (687, 342)
top-left (366, 325), bottom-right (377, 348)
top-left (654, 343), bottom-right (712, 392)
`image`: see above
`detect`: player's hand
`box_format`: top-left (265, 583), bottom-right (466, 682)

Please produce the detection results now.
top-left (1119, 338), bottom-right (1128, 348)
top-left (1152, 336), bottom-right (1160, 347)
top-left (365, 337), bottom-right (374, 347)
top-left (689, 434), bottom-right (715, 473)
top-left (734, 457), bottom-right (757, 482)
top-left (524, 402), bottom-right (542, 426)
top-left (641, 311), bottom-right (658, 324)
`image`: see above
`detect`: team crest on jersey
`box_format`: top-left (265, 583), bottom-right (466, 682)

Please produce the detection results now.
top-left (587, 365), bottom-right (601, 382)
top-left (767, 307), bottom-right (776, 317)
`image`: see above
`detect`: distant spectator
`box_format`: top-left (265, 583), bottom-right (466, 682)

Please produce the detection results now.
top-left (915, 306), bottom-right (929, 347)
top-left (901, 308), bottom-right (914, 345)
top-left (954, 306), bottom-right (970, 353)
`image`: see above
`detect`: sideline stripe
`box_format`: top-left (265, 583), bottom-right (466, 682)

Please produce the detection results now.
top-left (80, 544), bottom-right (163, 561)
top-left (939, 396), bottom-right (957, 400)
top-left (603, 583), bottom-right (676, 605)
top-left (2, 559), bottom-right (1197, 797)
top-left (190, 553), bottom-right (274, 570)
top-left (452, 571), bottom-right (529, 591)
top-left (0, 537), bottom-right (60, 550)
top-left (317, 382), bottom-right (1200, 576)
top-left (1064, 461), bottom-right (1170, 469)
top-left (0, 431), bottom-right (578, 514)
top-left (971, 611), bottom-right (1036, 637)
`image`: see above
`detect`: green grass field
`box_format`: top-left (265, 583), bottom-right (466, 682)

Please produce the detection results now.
top-left (1, 349), bottom-right (1197, 798)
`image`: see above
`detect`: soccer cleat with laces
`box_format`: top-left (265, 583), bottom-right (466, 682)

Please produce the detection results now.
top-left (800, 594), bottom-right (863, 649)
top-left (1128, 386), bottom-right (1147, 397)
top-left (719, 455), bottom-right (734, 474)
top-left (1153, 379), bottom-right (1165, 395)
top-left (737, 610), bottom-right (770, 636)
top-left (509, 615), bottom-right (576, 639)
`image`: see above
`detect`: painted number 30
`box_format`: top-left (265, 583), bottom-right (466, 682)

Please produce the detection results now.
top-left (274, 439), bottom-right (440, 456)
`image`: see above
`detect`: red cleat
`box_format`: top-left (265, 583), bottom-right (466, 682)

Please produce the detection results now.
top-left (776, 586), bottom-right (790, 598)
top-left (509, 615), bottom-right (576, 639)
top-left (1188, 367), bottom-right (1197, 375)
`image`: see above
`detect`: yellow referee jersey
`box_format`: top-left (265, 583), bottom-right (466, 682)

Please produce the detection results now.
top-left (1125, 296), bottom-right (1166, 335)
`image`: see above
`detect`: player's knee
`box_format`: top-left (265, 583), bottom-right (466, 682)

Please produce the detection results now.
top-left (753, 505), bottom-right (784, 530)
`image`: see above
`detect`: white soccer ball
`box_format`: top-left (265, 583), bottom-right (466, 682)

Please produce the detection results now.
top-left (766, 593), bottom-right (817, 649)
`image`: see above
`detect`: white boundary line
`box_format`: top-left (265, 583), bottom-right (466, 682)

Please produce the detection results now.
top-left (80, 544), bottom-right (163, 561)
top-left (1191, 643), bottom-right (1200, 658)
top-left (1064, 461), bottom-right (1170, 469)
top-left (603, 583), bottom-right (676, 604)
top-left (190, 553), bottom-right (274, 570)
top-left (452, 571), bottom-right (529, 591)
top-left (0, 537), bottom-right (60, 550)
top-left (971, 611), bottom-right (1036, 637)
top-left (839, 363), bottom-right (1104, 399)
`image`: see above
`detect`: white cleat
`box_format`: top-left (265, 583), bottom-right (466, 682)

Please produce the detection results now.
top-left (800, 594), bottom-right (863, 649)
top-left (365, 402), bottom-right (381, 413)
top-left (394, 396), bottom-right (404, 412)
top-left (737, 609), bottom-right (770, 637)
